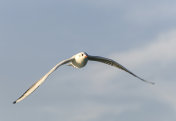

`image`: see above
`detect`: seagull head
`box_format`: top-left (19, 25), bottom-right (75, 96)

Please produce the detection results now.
top-left (74, 52), bottom-right (88, 68)
top-left (75, 52), bottom-right (88, 61)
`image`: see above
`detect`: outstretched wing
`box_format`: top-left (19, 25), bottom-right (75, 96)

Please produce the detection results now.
top-left (13, 58), bottom-right (73, 104)
top-left (88, 55), bottom-right (155, 85)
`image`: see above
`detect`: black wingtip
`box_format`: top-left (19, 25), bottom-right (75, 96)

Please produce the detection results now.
top-left (13, 101), bottom-right (16, 104)
top-left (144, 80), bottom-right (155, 85)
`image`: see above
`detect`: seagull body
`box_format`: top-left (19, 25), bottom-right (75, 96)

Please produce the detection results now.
top-left (13, 52), bottom-right (154, 104)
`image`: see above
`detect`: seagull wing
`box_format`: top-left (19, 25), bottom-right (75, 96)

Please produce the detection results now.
top-left (88, 55), bottom-right (154, 85)
top-left (13, 58), bottom-right (73, 104)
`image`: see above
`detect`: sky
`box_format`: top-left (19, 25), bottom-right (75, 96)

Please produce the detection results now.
top-left (1, 0), bottom-right (176, 121)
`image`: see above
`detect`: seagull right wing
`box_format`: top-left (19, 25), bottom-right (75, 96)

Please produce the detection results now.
top-left (13, 58), bottom-right (73, 104)
top-left (88, 55), bottom-right (155, 85)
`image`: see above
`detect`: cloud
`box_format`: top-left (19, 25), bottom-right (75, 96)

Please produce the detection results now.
top-left (38, 101), bottom-right (141, 121)
top-left (152, 82), bottom-right (176, 110)
top-left (110, 29), bottom-right (176, 68)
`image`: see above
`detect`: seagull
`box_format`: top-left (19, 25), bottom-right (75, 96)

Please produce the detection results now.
top-left (13, 52), bottom-right (154, 104)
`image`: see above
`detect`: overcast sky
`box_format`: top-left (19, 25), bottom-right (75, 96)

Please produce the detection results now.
top-left (1, 0), bottom-right (176, 121)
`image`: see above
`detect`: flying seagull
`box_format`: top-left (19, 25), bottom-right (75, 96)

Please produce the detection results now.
top-left (13, 52), bottom-right (154, 104)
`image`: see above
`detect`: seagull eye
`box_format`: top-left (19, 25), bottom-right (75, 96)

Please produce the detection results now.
top-left (82, 54), bottom-right (84, 56)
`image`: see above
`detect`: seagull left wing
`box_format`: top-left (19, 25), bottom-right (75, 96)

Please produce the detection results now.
top-left (13, 58), bottom-right (73, 104)
top-left (88, 55), bottom-right (155, 85)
